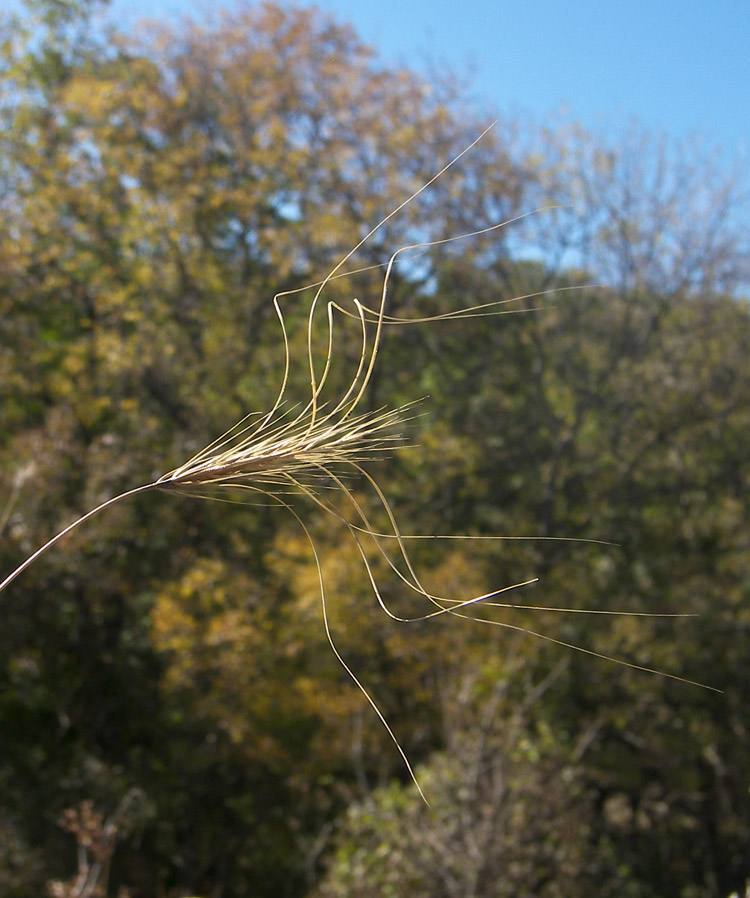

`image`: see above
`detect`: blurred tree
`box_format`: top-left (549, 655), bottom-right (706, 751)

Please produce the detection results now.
top-left (0, 1), bottom-right (748, 896)
top-left (0, 1), bottom-right (527, 893)
top-left (315, 665), bottom-right (607, 898)
top-left (317, 122), bottom-right (750, 898)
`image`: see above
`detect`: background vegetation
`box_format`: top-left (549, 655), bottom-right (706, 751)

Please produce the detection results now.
top-left (1, 1), bottom-right (748, 895)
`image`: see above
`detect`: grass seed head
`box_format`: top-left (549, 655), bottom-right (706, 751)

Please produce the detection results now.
top-left (0, 128), bottom-right (717, 803)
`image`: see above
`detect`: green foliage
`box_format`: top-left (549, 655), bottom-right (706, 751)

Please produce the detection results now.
top-left (316, 685), bottom-right (599, 898)
top-left (1, 1), bottom-right (749, 896)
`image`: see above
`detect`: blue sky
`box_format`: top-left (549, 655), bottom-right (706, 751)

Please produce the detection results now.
top-left (96, 0), bottom-right (749, 162)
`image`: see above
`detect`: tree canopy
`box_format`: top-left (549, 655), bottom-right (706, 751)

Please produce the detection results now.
top-left (1, 2), bottom-right (748, 896)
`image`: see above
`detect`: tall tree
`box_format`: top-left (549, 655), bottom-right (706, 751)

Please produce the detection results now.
top-left (1, 2), bottom-right (748, 896)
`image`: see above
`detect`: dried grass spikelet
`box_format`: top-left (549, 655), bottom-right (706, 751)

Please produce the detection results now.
top-left (0, 128), bottom-right (716, 801)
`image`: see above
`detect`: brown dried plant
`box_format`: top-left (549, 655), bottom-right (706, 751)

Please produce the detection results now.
top-left (0, 130), bottom-right (714, 801)
top-left (46, 789), bottom-right (150, 898)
